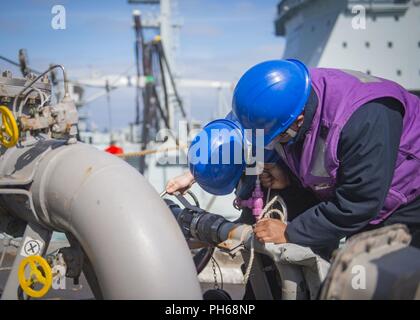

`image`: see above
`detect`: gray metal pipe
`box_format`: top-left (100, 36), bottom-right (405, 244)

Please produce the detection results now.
top-left (31, 143), bottom-right (201, 299)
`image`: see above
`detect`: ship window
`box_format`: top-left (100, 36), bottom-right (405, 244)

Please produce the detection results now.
top-left (342, 42), bottom-right (347, 48)
top-left (365, 41), bottom-right (370, 48)
top-left (396, 69), bottom-right (402, 76)
top-left (394, 15), bottom-right (399, 21)
top-left (311, 25), bottom-right (315, 32)
top-left (388, 41), bottom-right (393, 48)
top-left (418, 41), bottom-right (420, 48)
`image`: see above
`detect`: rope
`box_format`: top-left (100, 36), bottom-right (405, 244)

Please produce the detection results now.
top-left (242, 190), bottom-right (287, 284)
top-left (115, 144), bottom-right (187, 159)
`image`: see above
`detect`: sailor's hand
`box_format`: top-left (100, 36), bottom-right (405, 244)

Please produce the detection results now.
top-left (165, 171), bottom-right (195, 194)
top-left (260, 163), bottom-right (290, 190)
top-left (254, 218), bottom-right (288, 244)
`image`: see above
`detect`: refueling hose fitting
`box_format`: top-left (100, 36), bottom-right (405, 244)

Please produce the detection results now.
top-left (164, 199), bottom-right (236, 246)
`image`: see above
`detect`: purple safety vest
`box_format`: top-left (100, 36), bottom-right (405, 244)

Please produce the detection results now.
top-left (275, 68), bottom-right (420, 225)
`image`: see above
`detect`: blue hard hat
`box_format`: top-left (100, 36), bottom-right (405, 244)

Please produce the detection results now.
top-left (188, 118), bottom-right (246, 195)
top-left (232, 59), bottom-right (311, 145)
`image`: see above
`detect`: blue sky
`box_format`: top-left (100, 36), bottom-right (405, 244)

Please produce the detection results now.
top-left (0, 0), bottom-right (284, 130)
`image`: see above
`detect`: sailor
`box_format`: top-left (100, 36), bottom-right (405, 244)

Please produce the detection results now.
top-left (167, 59), bottom-right (420, 258)
top-left (168, 112), bottom-right (277, 200)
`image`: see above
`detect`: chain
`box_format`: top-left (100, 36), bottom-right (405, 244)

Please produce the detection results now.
top-left (211, 257), bottom-right (219, 290)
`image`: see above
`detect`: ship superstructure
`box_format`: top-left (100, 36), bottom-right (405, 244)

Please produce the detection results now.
top-left (275, 0), bottom-right (420, 94)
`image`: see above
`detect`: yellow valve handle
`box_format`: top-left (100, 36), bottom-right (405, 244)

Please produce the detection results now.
top-left (18, 255), bottom-right (52, 298)
top-left (0, 106), bottom-right (19, 148)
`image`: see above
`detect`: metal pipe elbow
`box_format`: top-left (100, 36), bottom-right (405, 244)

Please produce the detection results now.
top-left (31, 143), bottom-right (201, 299)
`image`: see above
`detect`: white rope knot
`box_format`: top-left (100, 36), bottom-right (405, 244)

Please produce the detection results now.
top-left (242, 190), bottom-right (288, 284)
